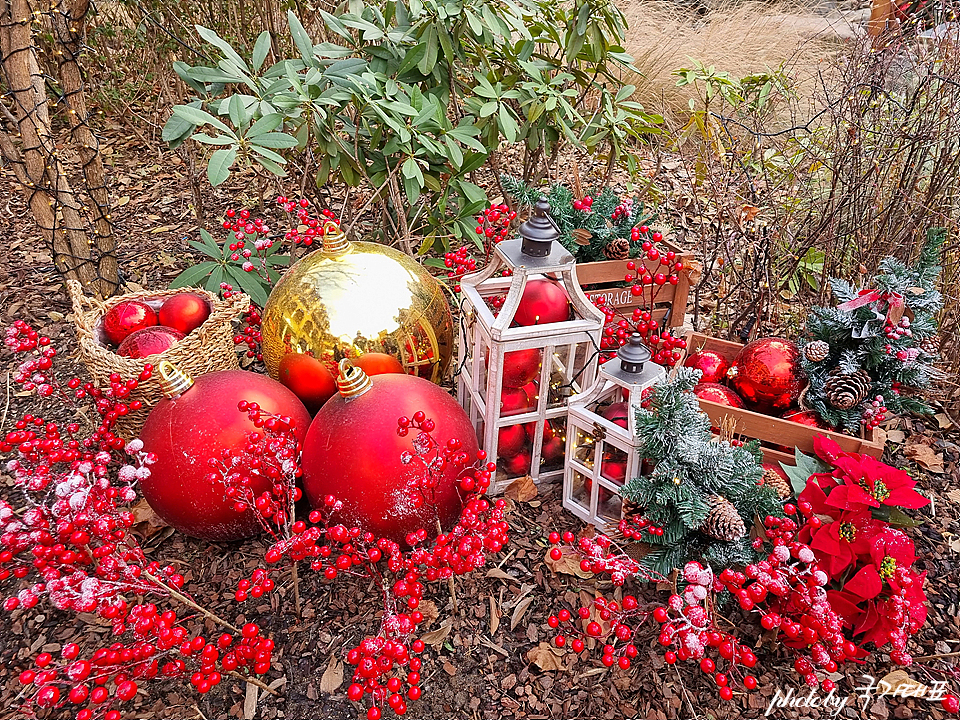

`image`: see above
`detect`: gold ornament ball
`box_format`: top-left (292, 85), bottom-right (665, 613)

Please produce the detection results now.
top-left (261, 224), bottom-right (454, 383)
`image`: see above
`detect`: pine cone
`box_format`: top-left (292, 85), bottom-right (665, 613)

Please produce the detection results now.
top-left (699, 496), bottom-right (746, 542)
top-left (804, 340), bottom-right (830, 363)
top-left (823, 367), bottom-right (872, 410)
top-left (602, 237), bottom-right (630, 260)
top-left (920, 335), bottom-right (940, 355)
top-left (760, 467), bottom-right (792, 499)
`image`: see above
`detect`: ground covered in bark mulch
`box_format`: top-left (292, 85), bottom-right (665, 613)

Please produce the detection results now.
top-left (2, 124), bottom-right (960, 720)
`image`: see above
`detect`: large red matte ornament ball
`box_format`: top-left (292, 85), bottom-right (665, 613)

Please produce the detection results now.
top-left (139, 365), bottom-right (311, 541)
top-left (102, 300), bottom-right (157, 346)
top-left (727, 338), bottom-right (806, 412)
top-left (694, 382), bottom-right (745, 408)
top-left (684, 350), bottom-right (730, 385)
top-left (301, 366), bottom-right (476, 544)
top-left (513, 279), bottom-right (570, 327)
top-left (278, 353), bottom-right (337, 414)
top-left (117, 326), bottom-right (184, 359)
top-left (501, 348), bottom-right (542, 388)
top-left (158, 293), bottom-right (211, 335)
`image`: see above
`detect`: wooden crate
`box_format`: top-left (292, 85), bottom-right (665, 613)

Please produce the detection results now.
top-left (685, 332), bottom-right (886, 465)
top-left (576, 240), bottom-right (695, 329)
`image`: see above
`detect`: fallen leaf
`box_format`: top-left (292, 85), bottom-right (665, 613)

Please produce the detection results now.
top-left (442, 661), bottom-right (457, 676)
top-left (905, 440), bottom-right (944, 473)
top-left (149, 225), bottom-right (176, 234)
top-left (950, 536), bottom-right (960, 554)
top-left (935, 413), bottom-right (954, 429)
top-left (544, 547), bottom-right (592, 579)
top-left (116, 195), bottom-right (130, 207)
top-left (417, 599), bottom-right (439, 627)
top-left (947, 490), bottom-right (960, 505)
top-left (886, 429), bottom-right (906, 444)
top-left (319, 656), bottom-right (343, 694)
top-left (878, 669), bottom-right (927, 696)
top-left (489, 595), bottom-right (500, 635)
top-left (511, 595), bottom-right (534, 631)
top-left (130, 498), bottom-right (169, 539)
top-left (526, 642), bottom-right (565, 671)
top-left (420, 621), bottom-right (452, 646)
top-left (243, 682), bottom-right (258, 720)
top-left (504, 475), bottom-right (538, 503)
top-left (740, 205), bottom-right (760, 222)
top-left (486, 568), bottom-right (518, 582)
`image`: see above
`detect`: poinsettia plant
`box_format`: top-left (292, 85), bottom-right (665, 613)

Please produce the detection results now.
top-left (786, 435), bottom-right (929, 664)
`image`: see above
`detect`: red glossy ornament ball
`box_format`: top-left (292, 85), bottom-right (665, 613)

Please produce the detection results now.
top-left (278, 353), bottom-right (337, 414)
top-left (513, 279), bottom-right (570, 326)
top-left (684, 350), bottom-right (730, 385)
top-left (727, 338), bottom-right (806, 412)
top-left (501, 386), bottom-right (536, 417)
top-left (158, 293), bottom-right (211, 335)
top-left (501, 348), bottom-right (542, 388)
top-left (117, 326), bottom-right (184, 359)
top-left (781, 409), bottom-right (833, 430)
top-left (601, 402), bottom-right (630, 429)
top-left (301, 373), bottom-right (476, 544)
top-left (498, 424), bottom-right (529, 459)
top-left (600, 458), bottom-right (627, 485)
top-left (541, 435), bottom-right (565, 465)
top-left (354, 352), bottom-right (405, 376)
top-left (501, 451), bottom-right (531, 477)
top-left (102, 300), bottom-right (157, 345)
top-left (139, 369), bottom-right (311, 541)
top-left (694, 382), bottom-right (745, 408)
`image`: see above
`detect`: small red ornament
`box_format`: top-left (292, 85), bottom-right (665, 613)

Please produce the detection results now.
top-left (498, 424), bottom-right (529, 459)
top-left (277, 353), bottom-right (337, 414)
top-left (501, 348), bottom-right (542, 388)
top-left (600, 457), bottom-right (627, 485)
top-left (694, 382), bottom-right (745, 408)
top-left (601, 402), bottom-right (630, 429)
top-left (353, 352), bottom-right (405, 376)
top-left (513, 279), bottom-right (570, 326)
top-left (301, 365), bottom-right (476, 544)
top-left (116, 326), bottom-right (184, 359)
top-left (541, 435), bottom-right (565, 465)
top-left (158, 293), bottom-right (211, 335)
top-left (102, 300), bottom-right (157, 345)
top-left (684, 350), bottom-right (730, 385)
top-left (501, 451), bottom-right (531, 476)
top-left (139, 365), bottom-right (311, 541)
top-left (501, 386), bottom-right (536, 417)
top-left (781, 409), bottom-right (833, 430)
top-left (727, 338), bottom-right (806, 412)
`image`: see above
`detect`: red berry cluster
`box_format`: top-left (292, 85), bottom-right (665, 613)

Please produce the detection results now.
top-left (862, 394), bottom-right (887, 429)
top-left (278, 196), bottom-right (339, 247)
top-left (572, 195), bottom-right (593, 212)
top-left (6, 320), bottom-right (58, 397)
top-left (616, 515), bottom-right (664, 540)
top-left (398, 411), bottom-right (492, 501)
top-left (610, 198), bottom-right (633, 224)
top-left (546, 594), bottom-right (649, 666)
top-left (346, 634), bottom-right (426, 719)
top-left (594, 299), bottom-right (687, 366)
top-left (546, 530), bottom-right (664, 587)
top-left (442, 246), bottom-right (477, 292)
top-left (221, 207), bottom-right (280, 283)
top-left (474, 202), bottom-right (516, 245)
top-left (221, 283), bottom-right (263, 361)
top-left (205, 403), bottom-right (304, 539)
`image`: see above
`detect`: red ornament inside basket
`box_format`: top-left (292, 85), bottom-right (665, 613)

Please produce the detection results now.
top-left (97, 292), bottom-right (213, 354)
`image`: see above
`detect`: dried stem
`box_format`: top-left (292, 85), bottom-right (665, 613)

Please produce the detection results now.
top-left (142, 570), bottom-right (240, 633)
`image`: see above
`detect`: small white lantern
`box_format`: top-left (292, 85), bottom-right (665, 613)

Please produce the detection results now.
top-left (563, 333), bottom-right (665, 525)
top-left (457, 198), bottom-right (605, 494)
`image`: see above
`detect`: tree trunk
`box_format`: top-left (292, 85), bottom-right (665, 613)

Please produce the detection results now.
top-left (0, 0), bottom-right (119, 298)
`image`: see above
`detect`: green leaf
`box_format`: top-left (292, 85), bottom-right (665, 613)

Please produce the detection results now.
top-left (444, 135), bottom-right (463, 168)
top-left (287, 11), bottom-right (316, 65)
top-left (253, 155), bottom-right (288, 177)
top-left (252, 31), bottom-right (271, 71)
top-left (228, 94), bottom-right (246, 128)
top-left (169, 262), bottom-right (217, 289)
top-left (396, 43), bottom-right (427, 76)
top-left (172, 105), bottom-right (235, 137)
top-left (459, 151), bottom-right (487, 175)
top-left (172, 61), bottom-right (206, 95)
top-left (199, 228), bottom-right (220, 252)
top-left (880, 506), bottom-right (923, 528)
top-left (205, 265), bottom-right (225, 293)
top-left (423, 257), bottom-right (447, 268)
top-left (188, 240), bottom-right (222, 259)
top-left (780, 448), bottom-right (831, 496)
top-left (246, 113), bottom-right (284, 138)
top-left (402, 156), bottom-right (423, 184)
top-left (190, 132), bottom-right (235, 145)
top-left (500, 107), bottom-right (518, 143)
top-left (207, 147), bottom-right (237, 187)
top-left (196, 26), bottom-right (249, 72)
top-left (226, 265), bottom-right (269, 307)
top-left (250, 132), bottom-right (299, 149)
top-left (250, 144), bottom-right (288, 164)
top-left (418, 26), bottom-right (438, 75)
top-left (456, 180), bottom-right (487, 205)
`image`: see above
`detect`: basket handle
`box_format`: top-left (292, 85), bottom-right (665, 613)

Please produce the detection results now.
top-left (67, 279), bottom-right (108, 334)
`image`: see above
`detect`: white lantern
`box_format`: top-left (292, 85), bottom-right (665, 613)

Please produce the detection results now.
top-left (457, 198), bottom-right (605, 494)
top-left (563, 333), bottom-right (665, 525)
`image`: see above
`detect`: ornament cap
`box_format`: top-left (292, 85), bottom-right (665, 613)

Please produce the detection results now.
top-left (321, 220), bottom-right (351, 255)
top-left (157, 360), bottom-right (194, 398)
top-left (518, 196), bottom-right (558, 257)
top-left (337, 358), bottom-right (373, 399)
top-left (618, 333), bottom-right (652, 374)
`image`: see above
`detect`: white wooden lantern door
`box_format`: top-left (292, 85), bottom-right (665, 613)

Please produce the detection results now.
top-left (457, 200), bottom-right (604, 494)
top-left (563, 334), bottom-right (665, 526)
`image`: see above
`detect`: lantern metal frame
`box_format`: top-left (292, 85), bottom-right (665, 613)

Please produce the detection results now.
top-left (563, 334), bottom-right (665, 526)
top-left (457, 206), bottom-right (605, 495)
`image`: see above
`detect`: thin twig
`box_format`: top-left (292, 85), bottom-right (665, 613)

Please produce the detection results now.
top-left (0, 371), bottom-right (10, 436)
top-left (142, 571), bottom-right (239, 633)
top-left (226, 671), bottom-right (280, 696)
top-left (913, 650), bottom-right (960, 662)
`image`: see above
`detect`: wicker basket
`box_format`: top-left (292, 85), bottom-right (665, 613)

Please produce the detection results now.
top-left (68, 279), bottom-right (249, 438)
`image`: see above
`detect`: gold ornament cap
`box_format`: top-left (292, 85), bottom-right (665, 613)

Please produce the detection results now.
top-left (337, 358), bottom-right (372, 399)
top-left (157, 360), bottom-right (194, 398)
top-left (322, 221), bottom-right (350, 255)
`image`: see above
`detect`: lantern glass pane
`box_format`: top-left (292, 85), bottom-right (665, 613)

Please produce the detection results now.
top-left (497, 422), bottom-right (532, 480)
top-left (572, 427), bottom-right (596, 469)
top-left (599, 445), bottom-right (628, 487)
top-left (598, 488), bottom-right (622, 523)
top-left (570, 470), bottom-right (590, 511)
top-left (539, 417), bottom-right (566, 472)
